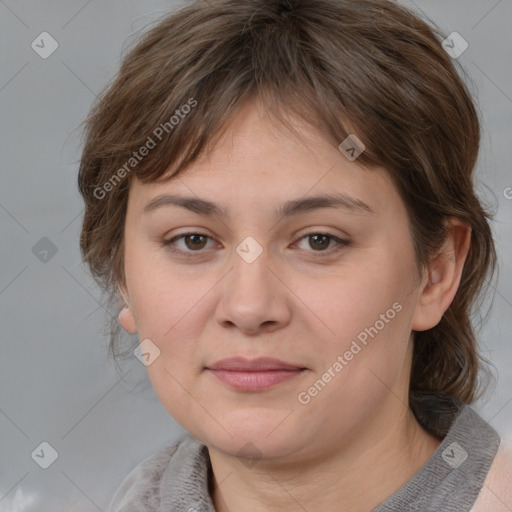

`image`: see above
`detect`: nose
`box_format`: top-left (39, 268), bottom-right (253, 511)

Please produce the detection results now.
top-left (214, 242), bottom-right (292, 335)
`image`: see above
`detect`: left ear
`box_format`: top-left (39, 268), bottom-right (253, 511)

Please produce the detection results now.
top-left (412, 218), bottom-right (471, 332)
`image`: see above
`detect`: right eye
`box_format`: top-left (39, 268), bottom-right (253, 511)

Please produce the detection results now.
top-left (162, 232), bottom-right (218, 256)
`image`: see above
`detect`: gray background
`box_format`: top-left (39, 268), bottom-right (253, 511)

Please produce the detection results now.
top-left (1, 1), bottom-right (511, 510)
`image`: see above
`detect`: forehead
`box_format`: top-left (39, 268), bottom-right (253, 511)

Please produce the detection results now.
top-left (127, 99), bottom-right (401, 220)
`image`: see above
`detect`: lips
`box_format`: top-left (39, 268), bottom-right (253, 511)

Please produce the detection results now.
top-left (206, 357), bottom-right (307, 391)
top-left (207, 357), bottom-right (305, 371)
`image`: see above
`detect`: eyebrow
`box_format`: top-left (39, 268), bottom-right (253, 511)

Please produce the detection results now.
top-left (143, 193), bottom-right (375, 218)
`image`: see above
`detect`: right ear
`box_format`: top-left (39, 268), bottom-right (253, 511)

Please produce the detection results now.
top-left (118, 285), bottom-right (137, 334)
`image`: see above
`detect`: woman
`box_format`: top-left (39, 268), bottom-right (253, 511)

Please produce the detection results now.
top-left (77, 0), bottom-right (512, 509)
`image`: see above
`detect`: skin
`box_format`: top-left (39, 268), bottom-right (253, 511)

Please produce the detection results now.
top-left (119, 96), bottom-right (471, 511)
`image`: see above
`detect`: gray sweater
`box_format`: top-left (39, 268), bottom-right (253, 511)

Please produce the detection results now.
top-left (108, 397), bottom-right (500, 511)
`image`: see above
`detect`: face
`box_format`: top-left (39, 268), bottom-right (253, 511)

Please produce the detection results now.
top-left (120, 98), bottom-right (427, 462)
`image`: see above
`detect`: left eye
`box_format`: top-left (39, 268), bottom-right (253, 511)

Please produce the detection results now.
top-left (162, 232), bottom-right (348, 255)
top-left (295, 233), bottom-right (347, 252)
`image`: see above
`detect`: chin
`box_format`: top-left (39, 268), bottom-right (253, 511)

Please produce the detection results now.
top-left (195, 417), bottom-right (308, 462)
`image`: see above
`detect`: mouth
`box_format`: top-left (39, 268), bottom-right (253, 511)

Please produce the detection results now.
top-left (205, 357), bottom-right (308, 391)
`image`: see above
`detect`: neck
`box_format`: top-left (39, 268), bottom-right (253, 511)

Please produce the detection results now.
top-left (208, 401), bottom-right (441, 512)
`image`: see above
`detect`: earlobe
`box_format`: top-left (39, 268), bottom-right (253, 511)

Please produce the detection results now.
top-left (412, 219), bottom-right (471, 332)
top-left (117, 285), bottom-right (137, 334)
top-left (118, 306), bottom-right (137, 334)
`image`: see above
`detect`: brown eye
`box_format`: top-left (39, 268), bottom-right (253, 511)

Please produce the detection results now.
top-left (296, 233), bottom-right (348, 253)
top-left (162, 232), bottom-right (215, 255)
top-left (182, 234), bottom-right (208, 251)
top-left (307, 234), bottom-right (331, 251)
top-left (162, 231), bottom-right (349, 259)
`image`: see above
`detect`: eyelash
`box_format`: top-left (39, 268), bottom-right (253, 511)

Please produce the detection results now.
top-left (161, 232), bottom-right (350, 258)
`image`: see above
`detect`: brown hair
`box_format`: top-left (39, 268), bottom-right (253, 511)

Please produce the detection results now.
top-left (78, 0), bottom-right (497, 408)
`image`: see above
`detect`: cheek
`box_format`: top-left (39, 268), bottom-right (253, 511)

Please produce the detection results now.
top-left (302, 262), bottom-right (405, 345)
top-left (297, 258), bottom-right (414, 393)
top-left (124, 241), bottom-right (201, 339)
